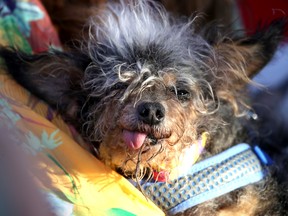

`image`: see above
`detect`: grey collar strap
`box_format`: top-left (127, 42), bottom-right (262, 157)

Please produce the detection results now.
top-left (140, 143), bottom-right (271, 214)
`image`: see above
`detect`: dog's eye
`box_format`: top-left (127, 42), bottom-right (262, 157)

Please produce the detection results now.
top-left (169, 87), bottom-right (191, 102)
top-left (177, 89), bottom-right (191, 101)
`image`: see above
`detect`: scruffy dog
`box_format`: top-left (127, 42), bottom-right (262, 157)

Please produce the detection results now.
top-left (1, 0), bottom-right (288, 215)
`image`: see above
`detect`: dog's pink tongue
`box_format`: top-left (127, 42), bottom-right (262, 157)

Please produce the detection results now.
top-left (123, 130), bottom-right (147, 149)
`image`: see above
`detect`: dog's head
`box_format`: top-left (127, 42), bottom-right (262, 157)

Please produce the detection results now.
top-left (1, 0), bottom-right (286, 180)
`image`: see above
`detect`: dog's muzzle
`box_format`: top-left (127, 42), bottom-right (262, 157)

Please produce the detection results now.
top-left (137, 102), bottom-right (165, 126)
top-left (121, 102), bottom-right (169, 150)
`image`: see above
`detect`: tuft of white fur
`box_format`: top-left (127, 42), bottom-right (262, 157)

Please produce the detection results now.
top-left (83, 0), bottom-right (215, 100)
top-left (85, 0), bottom-right (214, 73)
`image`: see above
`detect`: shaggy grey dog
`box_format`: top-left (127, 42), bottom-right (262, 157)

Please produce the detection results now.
top-left (0, 0), bottom-right (287, 215)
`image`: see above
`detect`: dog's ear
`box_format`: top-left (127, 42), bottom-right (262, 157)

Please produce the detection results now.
top-left (199, 19), bottom-right (287, 115)
top-left (202, 19), bottom-right (287, 79)
top-left (0, 48), bottom-right (91, 119)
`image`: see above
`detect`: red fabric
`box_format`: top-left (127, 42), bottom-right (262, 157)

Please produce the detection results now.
top-left (237, 0), bottom-right (288, 36)
top-left (28, 0), bottom-right (61, 53)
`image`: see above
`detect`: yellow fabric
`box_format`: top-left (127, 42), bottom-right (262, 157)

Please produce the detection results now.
top-left (0, 1), bottom-right (164, 214)
top-left (0, 71), bottom-right (164, 215)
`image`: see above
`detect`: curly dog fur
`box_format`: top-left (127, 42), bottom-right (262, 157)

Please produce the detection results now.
top-left (1, 0), bottom-right (288, 215)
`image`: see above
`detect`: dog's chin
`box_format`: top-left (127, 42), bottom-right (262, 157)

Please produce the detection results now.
top-left (98, 133), bottom-right (197, 180)
top-left (98, 138), bottom-right (164, 170)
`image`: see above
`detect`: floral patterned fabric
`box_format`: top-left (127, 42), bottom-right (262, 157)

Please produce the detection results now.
top-left (0, 0), bottom-right (164, 215)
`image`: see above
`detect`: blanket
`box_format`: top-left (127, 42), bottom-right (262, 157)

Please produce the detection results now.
top-left (0, 0), bottom-right (164, 215)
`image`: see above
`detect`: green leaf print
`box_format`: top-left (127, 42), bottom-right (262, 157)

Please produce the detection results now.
top-left (24, 129), bottom-right (62, 155)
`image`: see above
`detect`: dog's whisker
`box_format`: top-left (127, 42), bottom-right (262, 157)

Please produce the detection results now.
top-left (146, 142), bottom-right (164, 163)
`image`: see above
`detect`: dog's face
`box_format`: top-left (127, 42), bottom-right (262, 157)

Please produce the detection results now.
top-left (1, 1), bottom-right (285, 180)
top-left (95, 67), bottom-right (204, 177)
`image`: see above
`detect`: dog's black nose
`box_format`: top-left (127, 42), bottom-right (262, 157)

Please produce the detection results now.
top-left (137, 102), bottom-right (165, 125)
